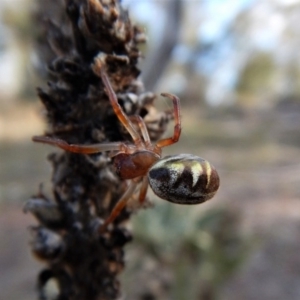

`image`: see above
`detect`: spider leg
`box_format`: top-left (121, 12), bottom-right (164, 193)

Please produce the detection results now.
top-left (32, 135), bottom-right (124, 154)
top-left (99, 180), bottom-right (138, 232)
top-left (155, 93), bottom-right (182, 148)
top-left (129, 115), bottom-right (150, 145)
top-left (138, 176), bottom-right (149, 204)
top-left (93, 58), bottom-right (143, 147)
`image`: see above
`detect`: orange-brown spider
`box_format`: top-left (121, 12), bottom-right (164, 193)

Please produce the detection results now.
top-left (33, 58), bottom-right (220, 232)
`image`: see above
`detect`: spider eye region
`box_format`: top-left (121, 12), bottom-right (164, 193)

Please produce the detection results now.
top-left (148, 154), bottom-right (220, 204)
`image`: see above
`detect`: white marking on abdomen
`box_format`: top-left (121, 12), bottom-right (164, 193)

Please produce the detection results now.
top-left (204, 161), bottom-right (212, 188)
top-left (191, 163), bottom-right (203, 187)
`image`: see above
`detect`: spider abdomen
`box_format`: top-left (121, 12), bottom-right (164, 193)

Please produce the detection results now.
top-left (148, 154), bottom-right (220, 204)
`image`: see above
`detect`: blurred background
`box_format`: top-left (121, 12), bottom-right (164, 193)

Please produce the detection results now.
top-left (1, 0), bottom-right (300, 299)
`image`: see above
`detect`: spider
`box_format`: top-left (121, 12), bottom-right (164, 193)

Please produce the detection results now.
top-left (33, 58), bottom-right (220, 232)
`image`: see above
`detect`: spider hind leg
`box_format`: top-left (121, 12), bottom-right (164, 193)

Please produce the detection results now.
top-left (99, 180), bottom-right (138, 232)
top-left (99, 176), bottom-right (149, 232)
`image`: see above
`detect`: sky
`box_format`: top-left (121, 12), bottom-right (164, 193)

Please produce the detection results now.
top-left (1, 0), bottom-right (300, 103)
top-left (121, 0), bottom-right (256, 104)
top-left (121, 0), bottom-right (300, 105)
top-left (199, 0), bottom-right (254, 43)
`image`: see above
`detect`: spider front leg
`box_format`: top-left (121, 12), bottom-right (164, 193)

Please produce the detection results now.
top-left (129, 115), bottom-right (151, 146)
top-left (92, 58), bottom-right (144, 148)
top-left (155, 93), bottom-right (182, 148)
top-left (32, 135), bottom-right (125, 154)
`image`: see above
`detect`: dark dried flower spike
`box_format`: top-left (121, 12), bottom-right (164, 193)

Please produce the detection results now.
top-left (27, 1), bottom-right (170, 299)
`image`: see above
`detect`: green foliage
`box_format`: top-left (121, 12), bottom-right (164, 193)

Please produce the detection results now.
top-left (236, 52), bottom-right (276, 105)
top-left (124, 203), bottom-right (251, 299)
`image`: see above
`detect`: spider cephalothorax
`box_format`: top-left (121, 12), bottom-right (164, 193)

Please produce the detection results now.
top-left (33, 57), bottom-right (220, 231)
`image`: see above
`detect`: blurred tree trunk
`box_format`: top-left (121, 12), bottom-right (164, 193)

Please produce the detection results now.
top-left (142, 0), bottom-right (182, 91)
